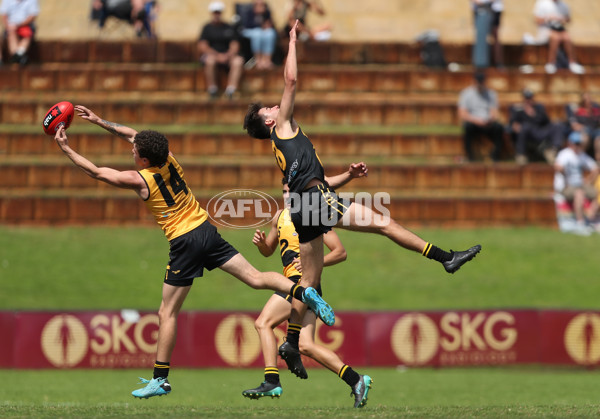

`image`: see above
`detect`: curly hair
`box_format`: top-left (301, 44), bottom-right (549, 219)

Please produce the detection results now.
top-left (134, 130), bottom-right (169, 167)
top-left (243, 103), bottom-right (271, 139)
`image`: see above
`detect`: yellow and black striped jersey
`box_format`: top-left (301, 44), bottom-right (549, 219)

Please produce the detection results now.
top-left (277, 208), bottom-right (301, 278)
top-left (138, 154), bottom-right (207, 241)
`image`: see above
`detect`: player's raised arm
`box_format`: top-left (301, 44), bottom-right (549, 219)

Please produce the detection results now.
top-left (75, 105), bottom-right (138, 144)
top-left (275, 20), bottom-right (300, 136)
top-left (54, 126), bottom-right (147, 196)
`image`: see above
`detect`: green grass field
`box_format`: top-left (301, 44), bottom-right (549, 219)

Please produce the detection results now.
top-left (1, 225), bottom-right (599, 310)
top-left (3, 367), bottom-right (600, 418)
top-left (2, 225), bottom-right (600, 417)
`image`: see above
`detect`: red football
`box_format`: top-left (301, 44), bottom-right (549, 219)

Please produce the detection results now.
top-left (42, 101), bottom-right (74, 136)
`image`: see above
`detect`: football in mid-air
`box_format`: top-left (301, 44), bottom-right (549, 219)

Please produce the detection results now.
top-left (42, 101), bottom-right (74, 136)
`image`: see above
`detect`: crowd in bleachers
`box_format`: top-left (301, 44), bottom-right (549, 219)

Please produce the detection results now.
top-left (464, 0), bottom-right (599, 234)
top-left (1, 0), bottom-right (598, 233)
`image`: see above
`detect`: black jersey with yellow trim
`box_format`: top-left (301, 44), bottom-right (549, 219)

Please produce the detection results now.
top-left (271, 126), bottom-right (325, 193)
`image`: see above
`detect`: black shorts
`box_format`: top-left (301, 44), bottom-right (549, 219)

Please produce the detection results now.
top-left (289, 184), bottom-right (351, 243)
top-left (164, 221), bottom-right (239, 286)
top-left (274, 275), bottom-right (323, 307)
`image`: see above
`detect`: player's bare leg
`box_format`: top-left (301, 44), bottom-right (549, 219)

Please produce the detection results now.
top-left (285, 235), bottom-right (325, 328)
top-left (298, 311), bottom-right (342, 372)
top-left (299, 311), bottom-right (372, 408)
top-left (220, 253), bottom-right (334, 324)
top-left (156, 283), bottom-right (191, 362)
top-left (256, 296), bottom-right (291, 367)
top-left (338, 202), bottom-right (481, 274)
top-left (279, 235), bottom-right (325, 378)
top-left (132, 283), bottom-right (190, 398)
top-left (242, 295), bottom-right (289, 398)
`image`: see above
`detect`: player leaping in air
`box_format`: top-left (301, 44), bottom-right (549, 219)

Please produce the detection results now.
top-left (243, 20), bottom-right (482, 374)
top-left (242, 164), bottom-right (372, 408)
top-left (53, 106), bottom-right (335, 399)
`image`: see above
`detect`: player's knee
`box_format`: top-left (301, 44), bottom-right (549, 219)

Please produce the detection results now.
top-left (379, 216), bottom-right (397, 236)
top-left (245, 270), bottom-right (265, 289)
top-left (157, 306), bottom-right (173, 324)
top-left (298, 339), bottom-right (314, 357)
top-left (254, 315), bottom-right (270, 332)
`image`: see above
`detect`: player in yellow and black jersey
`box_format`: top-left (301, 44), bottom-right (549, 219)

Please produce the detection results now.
top-left (53, 105), bottom-right (336, 400)
top-left (242, 175), bottom-right (372, 408)
top-left (243, 22), bottom-right (481, 406)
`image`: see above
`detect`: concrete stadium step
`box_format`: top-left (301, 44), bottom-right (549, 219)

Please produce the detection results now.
top-left (0, 160), bottom-right (553, 194)
top-left (1, 131), bottom-right (466, 160)
top-left (0, 94), bottom-right (574, 127)
top-left (25, 41), bottom-right (600, 67)
top-left (0, 64), bottom-right (596, 99)
top-left (0, 192), bottom-right (556, 228)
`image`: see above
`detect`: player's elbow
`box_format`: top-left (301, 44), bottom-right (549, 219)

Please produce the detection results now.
top-left (84, 167), bottom-right (103, 181)
top-left (332, 249), bottom-right (347, 263)
top-left (259, 246), bottom-right (275, 257)
top-left (284, 76), bottom-right (297, 87)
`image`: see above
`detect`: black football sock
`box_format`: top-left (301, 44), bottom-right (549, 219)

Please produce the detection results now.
top-left (422, 242), bottom-right (452, 263)
top-left (153, 361), bottom-right (170, 379)
top-left (285, 323), bottom-right (301, 348)
top-left (264, 367), bottom-right (280, 384)
top-left (290, 284), bottom-right (306, 302)
top-left (339, 364), bottom-right (360, 387)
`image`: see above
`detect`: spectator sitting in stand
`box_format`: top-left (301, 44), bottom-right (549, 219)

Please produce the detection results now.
top-left (568, 92), bottom-right (600, 162)
top-left (509, 88), bottom-right (564, 165)
top-left (554, 131), bottom-right (599, 235)
top-left (458, 71), bottom-right (505, 162)
top-left (525, 0), bottom-right (584, 74)
top-left (282, 0), bottom-right (331, 42)
top-left (197, 1), bottom-right (244, 100)
top-left (0, 0), bottom-right (39, 66)
top-left (91, 0), bottom-right (155, 38)
top-left (240, 0), bottom-right (277, 70)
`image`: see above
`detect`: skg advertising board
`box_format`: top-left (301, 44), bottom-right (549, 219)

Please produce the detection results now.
top-left (0, 310), bottom-right (597, 369)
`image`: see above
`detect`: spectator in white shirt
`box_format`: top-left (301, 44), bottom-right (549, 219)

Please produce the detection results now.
top-left (530, 0), bottom-right (584, 74)
top-left (0, 0), bottom-right (39, 66)
top-left (554, 131), bottom-right (598, 233)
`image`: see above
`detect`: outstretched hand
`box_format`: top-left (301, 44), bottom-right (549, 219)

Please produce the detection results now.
top-left (252, 229), bottom-right (267, 247)
top-left (54, 125), bottom-right (68, 149)
top-left (289, 19), bottom-right (299, 42)
top-left (75, 105), bottom-right (100, 124)
top-left (348, 162), bottom-right (368, 178)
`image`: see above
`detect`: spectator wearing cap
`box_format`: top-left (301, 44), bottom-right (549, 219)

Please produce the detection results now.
top-left (554, 131), bottom-right (599, 234)
top-left (509, 88), bottom-right (564, 165)
top-left (0, 0), bottom-right (39, 66)
top-left (197, 1), bottom-right (245, 100)
top-left (457, 71), bottom-right (505, 162)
